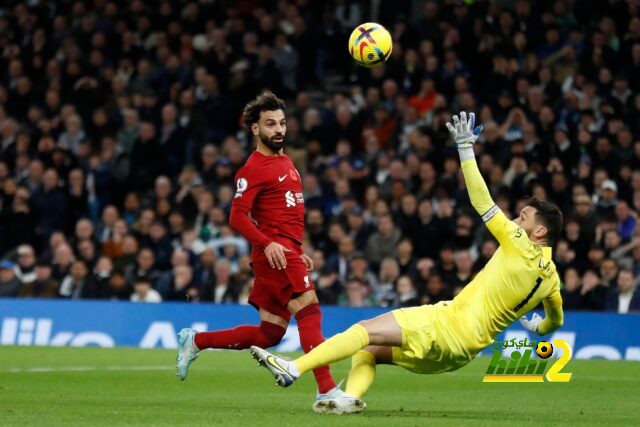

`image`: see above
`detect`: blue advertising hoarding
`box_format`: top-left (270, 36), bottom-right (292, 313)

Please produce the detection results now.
top-left (0, 299), bottom-right (638, 360)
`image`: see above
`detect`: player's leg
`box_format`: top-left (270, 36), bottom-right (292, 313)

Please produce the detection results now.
top-left (190, 263), bottom-right (290, 353)
top-left (176, 308), bottom-right (287, 380)
top-left (287, 290), bottom-right (337, 394)
top-left (176, 268), bottom-right (289, 380)
top-left (345, 345), bottom-right (393, 398)
top-left (251, 312), bottom-right (402, 385)
top-left (192, 308), bottom-right (288, 350)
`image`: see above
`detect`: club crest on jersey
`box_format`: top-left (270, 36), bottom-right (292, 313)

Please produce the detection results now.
top-left (235, 177), bottom-right (248, 198)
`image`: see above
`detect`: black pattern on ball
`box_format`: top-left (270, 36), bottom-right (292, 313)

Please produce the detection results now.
top-left (535, 341), bottom-right (554, 359)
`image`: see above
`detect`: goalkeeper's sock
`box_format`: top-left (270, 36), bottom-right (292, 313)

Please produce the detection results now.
top-left (295, 303), bottom-right (337, 394)
top-left (345, 350), bottom-right (377, 398)
top-left (194, 321), bottom-right (285, 350)
top-left (294, 324), bottom-right (370, 376)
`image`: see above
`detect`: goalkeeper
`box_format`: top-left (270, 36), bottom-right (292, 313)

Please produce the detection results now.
top-left (251, 112), bottom-right (565, 413)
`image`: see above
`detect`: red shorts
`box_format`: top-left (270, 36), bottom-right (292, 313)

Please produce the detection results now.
top-left (249, 238), bottom-right (315, 321)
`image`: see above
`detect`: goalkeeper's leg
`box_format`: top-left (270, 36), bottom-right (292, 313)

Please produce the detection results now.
top-left (345, 346), bottom-right (393, 398)
top-left (251, 312), bottom-right (402, 386)
top-left (294, 312), bottom-right (402, 376)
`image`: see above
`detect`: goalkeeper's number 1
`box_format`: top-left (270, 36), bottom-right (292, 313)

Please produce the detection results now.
top-left (513, 277), bottom-right (542, 312)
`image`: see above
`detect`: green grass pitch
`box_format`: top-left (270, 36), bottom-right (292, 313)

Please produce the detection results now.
top-left (0, 346), bottom-right (638, 426)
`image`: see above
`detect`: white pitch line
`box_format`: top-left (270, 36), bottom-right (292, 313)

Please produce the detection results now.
top-left (4, 365), bottom-right (173, 373)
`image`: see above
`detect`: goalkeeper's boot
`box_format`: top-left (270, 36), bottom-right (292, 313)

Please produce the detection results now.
top-left (312, 382), bottom-right (366, 414)
top-left (250, 346), bottom-right (298, 387)
top-left (176, 328), bottom-right (200, 381)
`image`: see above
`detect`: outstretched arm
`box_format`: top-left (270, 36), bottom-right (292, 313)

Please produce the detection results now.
top-left (447, 112), bottom-right (495, 217)
top-left (447, 112), bottom-right (530, 254)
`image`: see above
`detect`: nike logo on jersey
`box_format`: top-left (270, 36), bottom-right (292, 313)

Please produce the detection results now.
top-left (278, 175), bottom-right (287, 182)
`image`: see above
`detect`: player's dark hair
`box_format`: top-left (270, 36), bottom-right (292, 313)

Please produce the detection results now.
top-left (525, 197), bottom-right (563, 243)
top-left (243, 91), bottom-right (286, 128)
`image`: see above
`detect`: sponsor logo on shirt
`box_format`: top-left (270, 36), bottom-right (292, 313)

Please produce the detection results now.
top-left (285, 191), bottom-right (296, 207)
top-left (285, 191), bottom-right (305, 207)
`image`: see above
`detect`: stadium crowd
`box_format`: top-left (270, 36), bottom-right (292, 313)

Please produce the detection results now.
top-left (1, 0), bottom-right (640, 313)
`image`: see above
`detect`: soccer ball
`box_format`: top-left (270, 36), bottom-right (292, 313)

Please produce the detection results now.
top-left (348, 22), bottom-right (392, 68)
top-left (535, 341), bottom-right (554, 359)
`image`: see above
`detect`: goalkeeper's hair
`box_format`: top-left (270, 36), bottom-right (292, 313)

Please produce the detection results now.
top-left (525, 197), bottom-right (563, 243)
top-left (243, 90), bottom-right (286, 128)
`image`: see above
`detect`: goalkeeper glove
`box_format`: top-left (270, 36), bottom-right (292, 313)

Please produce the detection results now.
top-left (445, 111), bottom-right (484, 161)
top-left (519, 312), bottom-right (544, 334)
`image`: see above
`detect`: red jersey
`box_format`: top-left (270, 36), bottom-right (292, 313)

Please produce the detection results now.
top-left (229, 151), bottom-right (304, 261)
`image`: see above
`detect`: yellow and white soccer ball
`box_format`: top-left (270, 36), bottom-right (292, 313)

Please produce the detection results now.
top-left (536, 341), bottom-right (554, 359)
top-left (348, 22), bottom-right (392, 68)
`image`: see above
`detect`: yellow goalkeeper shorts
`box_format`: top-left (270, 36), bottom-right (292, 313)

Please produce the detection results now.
top-left (390, 303), bottom-right (476, 374)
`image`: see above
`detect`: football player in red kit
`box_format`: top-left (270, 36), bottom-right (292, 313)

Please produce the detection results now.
top-left (176, 91), bottom-right (358, 413)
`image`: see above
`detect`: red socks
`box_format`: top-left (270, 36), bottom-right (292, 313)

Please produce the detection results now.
top-left (193, 303), bottom-right (336, 394)
top-left (194, 321), bottom-right (285, 350)
top-left (295, 303), bottom-right (337, 394)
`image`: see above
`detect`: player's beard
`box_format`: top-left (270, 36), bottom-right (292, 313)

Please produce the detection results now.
top-left (259, 131), bottom-right (285, 154)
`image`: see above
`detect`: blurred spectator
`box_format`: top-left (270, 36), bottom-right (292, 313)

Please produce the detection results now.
top-left (124, 247), bottom-right (160, 285)
top-left (423, 274), bottom-right (451, 305)
top-left (595, 179), bottom-right (618, 220)
top-left (327, 236), bottom-right (355, 283)
top-left (57, 260), bottom-right (91, 299)
top-left (86, 256), bottom-right (114, 299)
top-left (106, 270), bottom-right (133, 301)
top-left (365, 214), bottom-right (401, 266)
top-left (615, 201), bottom-right (636, 241)
top-left (131, 276), bottom-right (162, 303)
top-left (14, 244), bottom-right (37, 286)
top-left (348, 251), bottom-right (378, 291)
top-left (393, 275), bottom-right (420, 307)
top-left (199, 258), bottom-right (239, 303)
top-left (561, 268), bottom-right (584, 310)
top-left (315, 266), bottom-right (342, 305)
top-left (452, 250), bottom-right (474, 295)
top-left (375, 257), bottom-right (401, 306)
top-left (339, 276), bottom-right (375, 308)
top-left (0, 260), bottom-right (21, 297)
top-left (155, 248), bottom-right (191, 301)
top-left (605, 268), bottom-right (640, 313)
top-left (580, 269), bottom-right (609, 311)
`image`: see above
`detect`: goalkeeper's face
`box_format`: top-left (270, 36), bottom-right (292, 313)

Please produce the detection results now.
top-left (254, 109), bottom-right (286, 153)
top-left (515, 206), bottom-right (547, 242)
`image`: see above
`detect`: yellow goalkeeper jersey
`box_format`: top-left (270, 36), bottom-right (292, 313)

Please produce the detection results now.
top-left (443, 159), bottom-right (564, 358)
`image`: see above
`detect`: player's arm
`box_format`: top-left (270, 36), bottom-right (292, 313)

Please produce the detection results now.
top-left (520, 278), bottom-right (564, 336)
top-left (229, 175), bottom-right (289, 269)
top-left (447, 112), bottom-right (531, 254)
